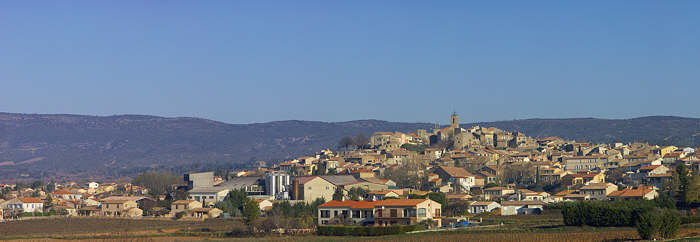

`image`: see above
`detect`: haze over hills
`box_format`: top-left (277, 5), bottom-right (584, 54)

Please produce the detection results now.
top-left (0, 112), bottom-right (699, 181)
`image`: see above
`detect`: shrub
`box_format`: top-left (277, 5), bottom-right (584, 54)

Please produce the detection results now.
top-left (174, 211), bottom-right (186, 219)
top-left (636, 208), bottom-right (680, 240)
top-left (317, 225), bottom-right (422, 236)
top-left (658, 209), bottom-right (680, 239)
top-left (636, 210), bottom-right (661, 240)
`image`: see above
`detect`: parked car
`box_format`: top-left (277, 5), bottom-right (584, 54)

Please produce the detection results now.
top-left (452, 221), bottom-right (472, 228)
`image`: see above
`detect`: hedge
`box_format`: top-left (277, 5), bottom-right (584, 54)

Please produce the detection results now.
top-left (561, 200), bottom-right (658, 227)
top-left (318, 225), bottom-right (422, 236)
top-left (681, 216), bottom-right (700, 224)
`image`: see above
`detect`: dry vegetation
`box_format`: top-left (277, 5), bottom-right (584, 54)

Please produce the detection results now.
top-left (2, 214), bottom-right (700, 242)
top-left (0, 217), bottom-right (242, 240)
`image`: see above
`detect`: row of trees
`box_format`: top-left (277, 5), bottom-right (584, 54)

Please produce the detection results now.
top-left (131, 171), bottom-right (182, 196)
top-left (667, 164), bottom-right (700, 207)
top-left (561, 200), bottom-right (679, 240)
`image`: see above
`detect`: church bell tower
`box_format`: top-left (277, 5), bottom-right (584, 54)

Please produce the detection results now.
top-left (451, 112), bottom-right (459, 129)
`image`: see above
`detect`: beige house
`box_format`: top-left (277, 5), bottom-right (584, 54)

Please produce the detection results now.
top-left (318, 200), bottom-right (378, 226)
top-left (538, 166), bottom-right (567, 183)
top-left (101, 199), bottom-right (142, 217)
top-left (561, 172), bottom-right (605, 186)
top-left (254, 199), bottom-right (273, 213)
top-left (483, 187), bottom-right (515, 200)
top-left (608, 186), bottom-right (658, 200)
top-left (191, 207), bottom-right (223, 219)
top-left (500, 201), bottom-right (544, 216)
top-left (564, 156), bottom-right (607, 172)
top-left (374, 199), bottom-right (442, 227)
top-left (367, 190), bottom-right (400, 201)
top-left (470, 201), bottom-right (501, 214)
top-left (579, 183), bottom-right (619, 200)
top-left (171, 200), bottom-right (202, 215)
top-left (343, 181), bottom-right (389, 192)
top-left (291, 176), bottom-right (337, 203)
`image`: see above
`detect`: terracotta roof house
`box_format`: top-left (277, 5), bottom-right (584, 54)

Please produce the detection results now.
top-left (318, 200), bottom-right (379, 225)
top-left (608, 186), bottom-right (658, 200)
top-left (579, 183), bottom-right (618, 200)
top-left (50, 189), bottom-right (83, 200)
top-left (3, 197), bottom-right (44, 213)
top-left (374, 199), bottom-right (442, 227)
top-left (433, 166), bottom-right (477, 192)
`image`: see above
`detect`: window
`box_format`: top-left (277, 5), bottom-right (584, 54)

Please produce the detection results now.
top-left (209, 196), bottom-right (214, 199)
top-left (326, 186), bottom-right (329, 190)
top-left (352, 210), bottom-right (360, 218)
top-left (320, 210), bottom-right (330, 218)
top-left (435, 209), bottom-right (441, 217)
top-left (390, 209), bottom-right (397, 218)
top-left (377, 209), bottom-right (383, 217)
top-left (322, 220), bottom-right (328, 224)
top-left (334, 211), bottom-right (338, 217)
top-left (308, 186), bottom-right (312, 190)
top-left (418, 208), bottom-right (426, 217)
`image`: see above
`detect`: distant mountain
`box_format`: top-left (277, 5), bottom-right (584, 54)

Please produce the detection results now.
top-left (0, 113), bottom-right (432, 181)
top-left (0, 112), bottom-right (699, 181)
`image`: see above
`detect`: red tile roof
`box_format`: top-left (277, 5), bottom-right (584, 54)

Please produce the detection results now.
top-left (437, 166), bottom-right (475, 178)
top-left (19, 197), bottom-right (43, 203)
top-left (375, 199), bottom-right (429, 207)
top-left (639, 165), bottom-right (661, 171)
top-left (319, 200), bottom-right (379, 209)
top-left (51, 189), bottom-right (74, 195)
top-left (609, 186), bottom-right (656, 198)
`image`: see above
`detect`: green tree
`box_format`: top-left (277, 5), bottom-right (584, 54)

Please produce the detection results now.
top-left (426, 192), bottom-right (448, 210)
top-left (30, 180), bottom-right (43, 190)
top-left (14, 182), bottom-right (26, 191)
top-left (677, 164), bottom-right (691, 205)
top-left (216, 188), bottom-right (249, 215)
top-left (43, 196), bottom-right (53, 211)
top-left (46, 182), bottom-right (56, 193)
top-left (310, 197), bottom-right (326, 217)
top-left (347, 187), bottom-right (368, 201)
top-left (636, 210), bottom-right (660, 240)
top-left (242, 199), bottom-right (260, 225)
top-left (658, 209), bottom-right (680, 239)
top-left (332, 187), bottom-right (344, 201)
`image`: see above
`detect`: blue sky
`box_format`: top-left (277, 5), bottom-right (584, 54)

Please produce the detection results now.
top-left (2, 1), bottom-right (699, 124)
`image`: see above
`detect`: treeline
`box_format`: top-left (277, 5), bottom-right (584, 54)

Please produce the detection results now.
top-left (561, 200), bottom-right (680, 240)
top-left (131, 171), bottom-right (181, 196)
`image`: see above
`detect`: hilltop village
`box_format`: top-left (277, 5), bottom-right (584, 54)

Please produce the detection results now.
top-left (2, 113), bottom-right (699, 230)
